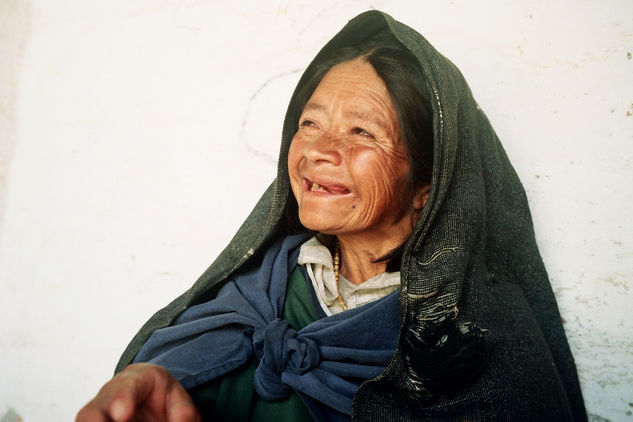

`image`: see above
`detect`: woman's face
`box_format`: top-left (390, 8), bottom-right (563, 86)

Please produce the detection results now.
top-left (288, 58), bottom-right (423, 242)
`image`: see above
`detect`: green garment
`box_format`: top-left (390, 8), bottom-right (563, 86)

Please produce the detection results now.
top-left (187, 267), bottom-right (316, 421)
top-left (117, 10), bottom-right (587, 421)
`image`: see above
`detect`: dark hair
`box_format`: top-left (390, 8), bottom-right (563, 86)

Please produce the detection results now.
top-left (286, 34), bottom-right (434, 270)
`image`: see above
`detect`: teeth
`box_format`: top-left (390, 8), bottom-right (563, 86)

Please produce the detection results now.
top-left (311, 182), bottom-right (321, 191)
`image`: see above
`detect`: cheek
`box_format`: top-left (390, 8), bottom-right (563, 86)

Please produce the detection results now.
top-left (348, 149), bottom-right (410, 198)
top-left (287, 137), bottom-right (301, 178)
top-left (287, 138), bottom-right (303, 200)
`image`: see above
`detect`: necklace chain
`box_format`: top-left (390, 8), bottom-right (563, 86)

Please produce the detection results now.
top-left (333, 241), bottom-right (349, 311)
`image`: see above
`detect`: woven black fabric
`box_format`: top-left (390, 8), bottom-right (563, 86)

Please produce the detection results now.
top-left (116, 11), bottom-right (586, 421)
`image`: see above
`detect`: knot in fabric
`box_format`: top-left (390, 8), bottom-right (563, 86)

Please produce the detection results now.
top-left (252, 318), bottom-right (320, 400)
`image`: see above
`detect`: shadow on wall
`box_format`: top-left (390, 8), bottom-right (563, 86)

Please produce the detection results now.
top-left (0, 0), bottom-right (30, 232)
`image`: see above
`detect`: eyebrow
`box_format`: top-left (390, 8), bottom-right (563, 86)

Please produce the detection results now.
top-left (302, 102), bottom-right (390, 132)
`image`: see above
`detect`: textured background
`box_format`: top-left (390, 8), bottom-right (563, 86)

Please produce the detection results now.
top-left (1, 1), bottom-right (632, 421)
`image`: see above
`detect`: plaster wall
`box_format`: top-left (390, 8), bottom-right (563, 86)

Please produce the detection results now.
top-left (1, 1), bottom-right (632, 421)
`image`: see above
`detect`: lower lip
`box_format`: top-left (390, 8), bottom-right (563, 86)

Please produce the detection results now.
top-left (304, 189), bottom-right (352, 201)
top-left (307, 189), bottom-right (340, 197)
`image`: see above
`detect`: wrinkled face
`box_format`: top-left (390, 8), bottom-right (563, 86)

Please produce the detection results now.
top-left (288, 58), bottom-right (415, 239)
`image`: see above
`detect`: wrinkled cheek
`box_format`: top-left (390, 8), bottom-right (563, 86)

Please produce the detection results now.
top-left (287, 138), bottom-right (299, 174)
top-left (368, 163), bottom-right (411, 220)
top-left (349, 150), bottom-right (408, 193)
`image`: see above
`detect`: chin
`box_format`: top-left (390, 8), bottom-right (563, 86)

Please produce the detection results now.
top-left (298, 212), bottom-right (338, 234)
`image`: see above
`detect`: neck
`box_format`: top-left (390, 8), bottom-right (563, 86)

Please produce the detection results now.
top-left (335, 225), bottom-right (412, 285)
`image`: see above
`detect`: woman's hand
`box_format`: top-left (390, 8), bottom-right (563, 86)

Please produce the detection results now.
top-left (76, 363), bottom-right (202, 422)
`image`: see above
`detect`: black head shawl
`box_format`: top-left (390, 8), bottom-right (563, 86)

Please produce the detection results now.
top-left (117, 11), bottom-right (586, 421)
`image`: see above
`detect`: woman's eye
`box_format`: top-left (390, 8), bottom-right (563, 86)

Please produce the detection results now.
top-left (300, 119), bottom-right (316, 128)
top-left (352, 127), bottom-right (374, 138)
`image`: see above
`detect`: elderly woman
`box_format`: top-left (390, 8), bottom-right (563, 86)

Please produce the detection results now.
top-left (77, 10), bottom-right (586, 422)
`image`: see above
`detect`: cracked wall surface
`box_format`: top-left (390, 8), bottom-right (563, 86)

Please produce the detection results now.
top-left (1, 1), bottom-right (632, 421)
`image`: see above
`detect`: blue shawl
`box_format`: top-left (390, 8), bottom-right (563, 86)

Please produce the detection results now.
top-left (133, 234), bottom-right (400, 418)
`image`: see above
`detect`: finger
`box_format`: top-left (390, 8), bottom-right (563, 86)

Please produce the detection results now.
top-left (76, 403), bottom-right (110, 422)
top-left (105, 364), bottom-right (164, 421)
top-left (166, 400), bottom-right (202, 422)
top-left (165, 377), bottom-right (202, 422)
top-left (76, 379), bottom-right (134, 422)
top-left (78, 364), bottom-right (156, 422)
top-left (107, 394), bottom-right (136, 422)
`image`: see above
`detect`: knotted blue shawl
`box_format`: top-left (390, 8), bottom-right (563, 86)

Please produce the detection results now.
top-left (133, 234), bottom-right (400, 418)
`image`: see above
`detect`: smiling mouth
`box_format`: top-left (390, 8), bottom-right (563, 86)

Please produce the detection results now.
top-left (305, 179), bottom-right (350, 194)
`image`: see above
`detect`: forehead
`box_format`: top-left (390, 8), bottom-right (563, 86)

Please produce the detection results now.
top-left (312, 58), bottom-right (390, 102)
top-left (304, 58), bottom-right (399, 133)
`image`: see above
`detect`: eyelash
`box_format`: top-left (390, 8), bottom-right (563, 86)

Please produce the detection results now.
top-left (352, 127), bottom-right (374, 138)
top-left (300, 119), bottom-right (316, 128)
top-left (299, 120), bottom-right (375, 139)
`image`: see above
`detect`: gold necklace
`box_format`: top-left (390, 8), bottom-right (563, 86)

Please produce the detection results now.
top-left (333, 241), bottom-right (349, 311)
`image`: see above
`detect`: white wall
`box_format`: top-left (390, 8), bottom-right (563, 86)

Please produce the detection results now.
top-left (1, 1), bottom-right (631, 421)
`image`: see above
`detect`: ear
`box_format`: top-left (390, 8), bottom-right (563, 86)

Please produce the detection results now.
top-left (413, 184), bottom-right (431, 211)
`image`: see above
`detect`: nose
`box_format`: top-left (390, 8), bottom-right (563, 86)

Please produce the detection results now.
top-left (303, 131), bottom-right (342, 166)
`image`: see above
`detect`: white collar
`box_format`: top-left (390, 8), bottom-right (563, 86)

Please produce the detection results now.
top-left (298, 237), bottom-right (400, 315)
